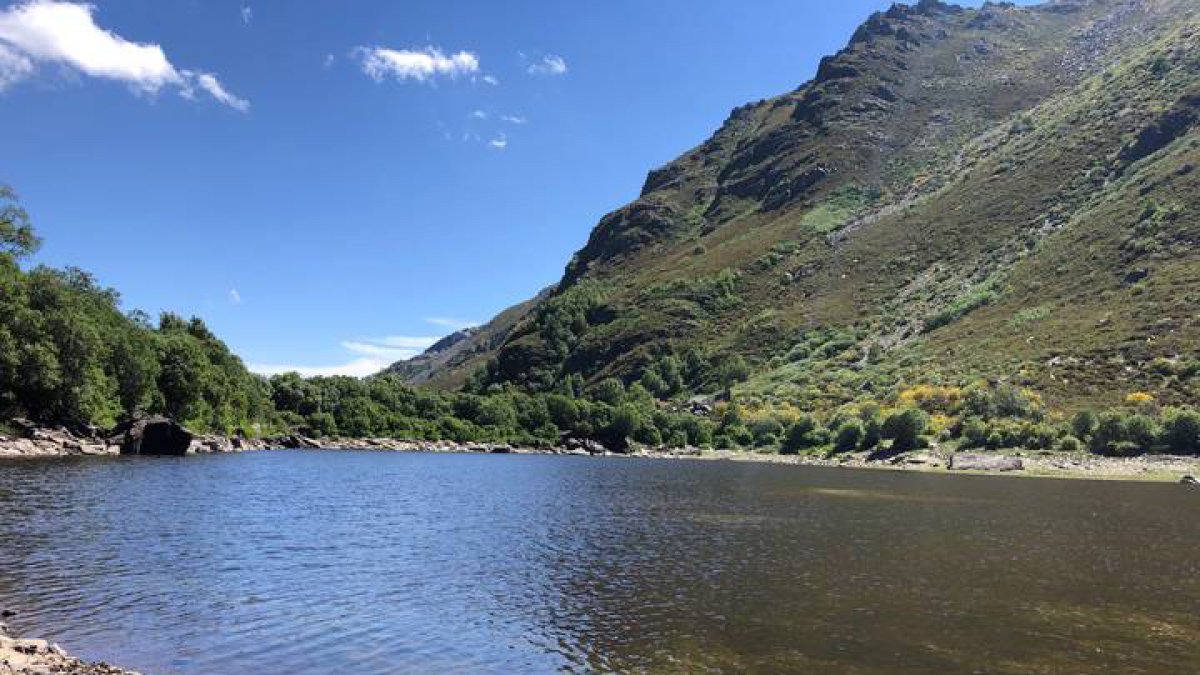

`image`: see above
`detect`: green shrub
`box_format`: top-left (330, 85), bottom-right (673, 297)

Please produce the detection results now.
top-left (1161, 407), bottom-right (1200, 455)
top-left (1071, 410), bottom-right (1098, 441)
top-left (1057, 435), bottom-right (1083, 453)
top-left (961, 417), bottom-right (989, 447)
top-left (832, 421), bottom-right (864, 453)
top-left (881, 409), bottom-right (928, 453)
top-left (780, 415), bottom-right (824, 455)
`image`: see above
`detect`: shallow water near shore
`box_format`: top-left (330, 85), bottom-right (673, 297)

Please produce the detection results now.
top-left (1, 450), bottom-right (1198, 674)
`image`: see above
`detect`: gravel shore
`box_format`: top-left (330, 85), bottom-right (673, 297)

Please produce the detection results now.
top-left (0, 626), bottom-right (137, 675)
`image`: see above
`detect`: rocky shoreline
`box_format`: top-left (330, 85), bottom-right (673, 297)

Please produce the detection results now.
top-left (0, 623), bottom-right (137, 675)
top-left (2, 419), bottom-right (1199, 484)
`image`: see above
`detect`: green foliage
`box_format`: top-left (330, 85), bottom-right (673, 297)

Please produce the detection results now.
top-left (1090, 411), bottom-right (1160, 457)
top-left (832, 420), bottom-right (864, 454)
top-left (780, 414), bottom-right (825, 455)
top-left (1071, 410), bottom-right (1099, 441)
top-left (924, 277), bottom-right (1001, 332)
top-left (1161, 407), bottom-right (1200, 455)
top-left (0, 185), bottom-right (40, 260)
top-left (881, 409), bottom-right (928, 453)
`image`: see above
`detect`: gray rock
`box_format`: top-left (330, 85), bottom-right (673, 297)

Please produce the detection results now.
top-left (1181, 475), bottom-right (1199, 486)
top-left (949, 454), bottom-right (1024, 472)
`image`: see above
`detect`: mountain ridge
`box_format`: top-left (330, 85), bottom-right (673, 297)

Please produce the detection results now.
top-left (391, 0), bottom-right (1200, 413)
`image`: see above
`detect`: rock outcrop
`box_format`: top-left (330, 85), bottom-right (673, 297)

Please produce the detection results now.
top-left (949, 454), bottom-right (1025, 472)
top-left (110, 417), bottom-right (193, 456)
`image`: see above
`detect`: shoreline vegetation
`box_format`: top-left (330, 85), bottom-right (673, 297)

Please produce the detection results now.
top-left (3, 417), bottom-right (1198, 484)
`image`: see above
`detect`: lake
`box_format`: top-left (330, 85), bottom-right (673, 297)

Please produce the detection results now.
top-left (1, 451), bottom-right (1197, 674)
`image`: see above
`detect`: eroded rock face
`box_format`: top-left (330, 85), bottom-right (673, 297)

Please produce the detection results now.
top-left (112, 417), bottom-right (193, 456)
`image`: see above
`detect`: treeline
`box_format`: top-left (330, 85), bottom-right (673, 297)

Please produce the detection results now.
top-left (0, 187), bottom-right (271, 432)
top-left (267, 372), bottom-right (714, 449)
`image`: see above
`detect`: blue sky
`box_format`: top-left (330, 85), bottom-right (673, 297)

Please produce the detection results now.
top-left (0, 0), bottom-right (1031, 376)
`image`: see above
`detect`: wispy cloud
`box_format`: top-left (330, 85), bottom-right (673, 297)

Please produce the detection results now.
top-left (249, 334), bottom-right (442, 379)
top-left (341, 336), bottom-right (439, 361)
top-left (187, 71), bottom-right (250, 112)
top-left (355, 45), bottom-right (480, 83)
top-left (500, 114), bottom-right (527, 125)
top-left (481, 74), bottom-right (499, 86)
top-left (0, 0), bottom-right (248, 109)
top-left (489, 133), bottom-right (508, 150)
top-left (527, 54), bottom-right (567, 76)
top-left (250, 358), bottom-right (391, 379)
top-left (228, 289), bottom-right (242, 305)
top-left (240, 3), bottom-right (252, 25)
top-left (469, 109), bottom-right (487, 120)
top-left (425, 317), bottom-right (480, 331)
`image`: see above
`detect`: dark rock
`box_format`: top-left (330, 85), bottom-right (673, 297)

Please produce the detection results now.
top-left (1181, 475), bottom-right (1199, 486)
top-left (9, 418), bottom-right (38, 438)
top-left (112, 417), bottom-right (193, 456)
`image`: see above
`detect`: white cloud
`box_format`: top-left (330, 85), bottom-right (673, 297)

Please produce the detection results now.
top-left (0, 0), bottom-right (248, 109)
top-left (240, 4), bottom-right (252, 25)
top-left (469, 109), bottom-right (487, 120)
top-left (499, 114), bottom-right (527, 125)
top-left (341, 336), bottom-right (439, 361)
top-left (0, 43), bottom-right (33, 90)
top-left (249, 334), bottom-right (443, 379)
top-left (187, 71), bottom-right (250, 112)
top-left (323, 53), bottom-right (335, 69)
top-left (489, 133), bottom-right (507, 150)
top-left (250, 358), bottom-right (390, 379)
top-left (481, 74), bottom-right (498, 86)
top-left (228, 288), bottom-right (242, 305)
top-left (355, 45), bottom-right (479, 83)
top-left (527, 54), bottom-right (567, 76)
top-left (425, 317), bottom-right (480, 331)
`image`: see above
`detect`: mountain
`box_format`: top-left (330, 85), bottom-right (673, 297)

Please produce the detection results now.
top-left (396, 0), bottom-right (1200, 413)
top-left (381, 288), bottom-right (552, 389)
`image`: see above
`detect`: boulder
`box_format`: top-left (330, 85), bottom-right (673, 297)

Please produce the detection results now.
top-left (1181, 475), bottom-right (1199, 487)
top-left (949, 454), bottom-right (1024, 472)
top-left (112, 417), bottom-right (193, 456)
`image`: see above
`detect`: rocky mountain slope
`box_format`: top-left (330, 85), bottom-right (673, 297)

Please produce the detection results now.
top-left (393, 0), bottom-right (1200, 413)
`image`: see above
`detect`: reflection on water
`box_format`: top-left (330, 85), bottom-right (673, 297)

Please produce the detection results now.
top-left (0, 451), bottom-right (1197, 674)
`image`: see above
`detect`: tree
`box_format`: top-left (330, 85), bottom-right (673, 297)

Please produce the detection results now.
top-left (1071, 410), bottom-right (1098, 441)
top-left (882, 409), bottom-right (928, 453)
top-left (833, 421), bottom-right (864, 453)
top-left (594, 377), bottom-right (626, 405)
top-left (1161, 407), bottom-right (1200, 455)
top-left (0, 185), bottom-right (40, 260)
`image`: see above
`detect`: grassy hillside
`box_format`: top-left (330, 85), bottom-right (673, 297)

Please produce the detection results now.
top-left (401, 0), bottom-right (1200, 418)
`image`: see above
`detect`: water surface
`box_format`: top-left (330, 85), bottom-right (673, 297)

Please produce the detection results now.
top-left (1, 451), bottom-right (1197, 674)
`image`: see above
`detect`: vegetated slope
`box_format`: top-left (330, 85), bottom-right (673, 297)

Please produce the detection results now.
top-left (381, 287), bottom-right (552, 389)
top-left (404, 0), bottom-right (1200, 413)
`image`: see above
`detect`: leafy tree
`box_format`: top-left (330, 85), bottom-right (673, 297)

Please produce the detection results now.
top-left (0, 185), bottom-right (40, 260)
top-left (1071, 410), bottom-right (1099, 441)
top-left (832, 420), bottom-right (864, 453)
top-left (594, 377), bottom-right (626, 406)
top-left (882, 409), bottom-right (928, 453)
top-left (1161, 407), bottom-right (1200, 455)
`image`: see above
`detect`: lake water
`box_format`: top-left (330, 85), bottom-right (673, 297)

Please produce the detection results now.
top-left (0, 451), bottom-right (1197, 674)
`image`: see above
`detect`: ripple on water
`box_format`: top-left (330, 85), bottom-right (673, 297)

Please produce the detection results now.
top-left (1, 452), bottom-right (1198, 674)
